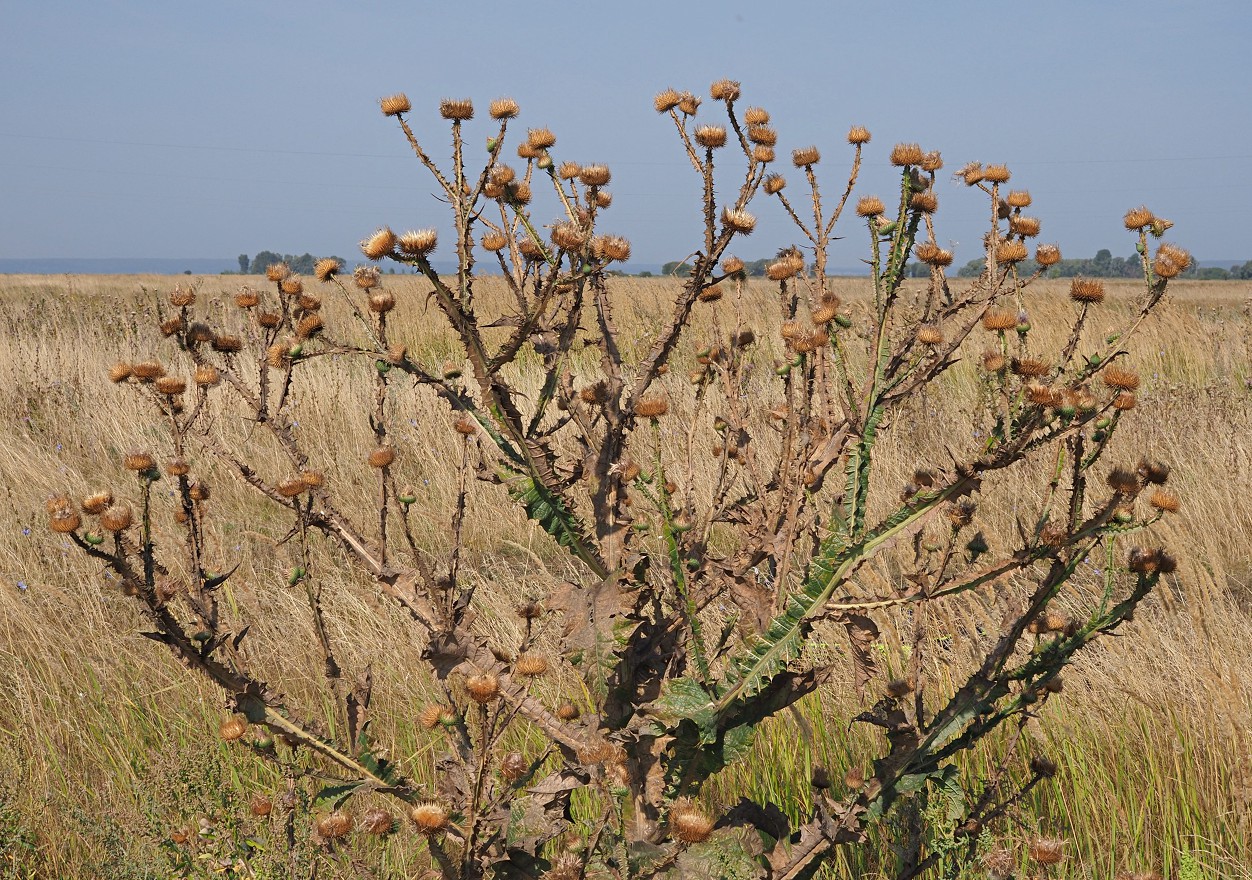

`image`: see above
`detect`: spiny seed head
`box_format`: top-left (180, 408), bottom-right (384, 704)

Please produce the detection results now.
top-left (767, 259), bottom-right (800, 281)
top-left (266, 342), bottom-right (288, 367)
top-left (155, 376), bottom-right (186, 396)
top-left (557, 160), bottom-right (582, 181)
top-left (1070, 278), bottom-right (1105, 303)
top-left (313, 257), bottom-right (340, 281)
top-left (856, 195), bottom-right (885, 217)
top-left (419, 704), bottom-right (447, 729)
top-left (579, 164), bottom-right (611, 187)
top-left (920, 150), bottom-right (943, 172)
top-left (160, 317), bottom-right (183, 337)
top-left (1102, 366), bottom-right (1141, 391)
top-left (409, 802), bottom-right (448, 834)
top-left (1010, 215), bottom-right (1041, 236)
top-left (763, 173), bottom-right (786, 195)
top-left (846, 125), bottom-right (871, 145)
top-left (280, 277), bottom-right (303, 296)
top-left (362, 227), bottom-right (397, 260)
top-left (219, 715), bottom-right (248, 741)
top-left (544, 853), bottom-right (583, 880)
top-left (983, 163), bottom-right (1011, 183)
top-left (1124, 205), bottom-right (1155, 229)
top-left (670, 800), bottom-right (714, 843)
top-left (792, 145), bottom-right (821, 167)
top-left (514, 653), bottom-right (549, 677)
top-left (317, 810), bottom-right (354, 839)
top-left (132, 360), bottom-right (165, 381)
top-left (1107, 466), bottom-right (1140, 495)
top-left (489, 97), bottom-right (519, 119)
top-left (889, 142), bottom-right (925, 166)
top-left (1156, 242), bottom-right (1191, 271)
top-left (397, 228), bottom-right (438, 256)
top-left (811, 304), bottom-right (838, 325)
top-left (1149, 489), bottom-right (1180, 513)
top-left (369, 290), bottom-right (396, 313)
top-left (354, 266), bottom-right (381, 290)
top-left (299, 469), bottom-right (325, 489)
top-left (677, 91), bottom-right (701, 115)
top-left (697, 284), bottom-right (723, 302)
top-left (743, 106), bottom-right (770, 125)
top-left (914, 242), bottom-right (953, 266)
top-left (82, 491), bottom-right (113, 514)
top-left (501, 751), bottom-right (528, 782)
top-left (294, 315), bottom-right (322, 340)
top-left (555, 702), bottom-right (581, 721)
top-left (276, 478), bottom-right (306, 499)
top-left (169, 287), bottom-right (195, 307)
top-left (593, 235), bottom-right (631, 262)
top-left (752, 144), bottom-right (775, 163)
top-left (709, 78), bottom-right (741, 101)
top-left (1028, 837), bottom-right (1065, 865)
top-left (594, 190), bottom-right (612, 208)
top-left (258, 311), bottom-right (281, 328)
top-left (250, 794), bottom-right (273, 817)
top-left (982, 309), bottom-right (1018, 331)
top-left (1006, 189), bottom-right (1032, 208)
top-left (747, 125), bottom-right (777, 147)
top-left (454, 415), bottom-right (477, 435)
top-left (48, 501), bottom-right (81, 533)
top-left (694, 125), bottom-right (727, 149)
top-left (1011, 357), bottom-right (1050, 378)
top-left (1036, 243), bottom-right (1062, 267)
top-left (551, 222), bottom-right (586, 251)
top-left (124, 451), bottom-right (156, 472)
top-left (527, 127), bottom-right (556, 149)
top-left (360, 808), bottom-right (395, 836)
top-left (100, 503), bottom-right (133, 532)
top-left (109, 362), bottom-right (132, 383)
top-left (995, 240), bottom-right (1029, 263)
top-left (234, 289), bottom-right (259, 308)
top-left (212, 334), bottom-right (242, 353)
top-left (380, 93), bottom-right (411, 116)
top-left (265, 263), bottom-right (290, 283)
top-left (916, 324), bottom-right (944, 345)
top-left (507, 180), bottom-right (533, 205)
top-left (635, 397), bottom-right (669, 418)
top-left (189, 482), bottom-right (210, 501)
top-left (1138, 459), bottom-right (1170, 484)
top-left (1153, 255), bottom-right (1181, 278)
top-left (367, 446), bottom-right (395, 468)
top-left (722, 255), bottom-right (745, 275)
top-left (654, 88), bottom-right (682, 113)
top-left (910, 191), bottom-right (938, 213)
top-left (466, 672), bottom-right (500, 703)
top-left (1026, 383), bottom-right (1056, 406)
top-left (481, 232), bottom-right (508, 252)
top-left (721, 208), bottom-right (756, 234)
top-left (440, 98), bottom-right (474, 120)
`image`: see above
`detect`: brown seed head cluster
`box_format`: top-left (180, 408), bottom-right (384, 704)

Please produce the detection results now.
top-left (440, 98), bottom-right (474, 120)
top-left (409, 802), bottom-right (449, 834)
top-left (466, 672), bottom-right (500, 703)
top-left (1035, 243), bottom-right (1062, 267)
top-left (369, 290), bottom-right (396, 313)
top-left (367, 446), bottom-right (395, 468)
top-left (743, 106), bottom-right (769, 125)
top-left (916, 325), bottom-right (944, 346)
top-left (317, 810), bottom-right (354, 840)
top-left (914, 242), bottom-right (953, 267)
top-left (397, 229), bottom-right (438, 256)
top-left (677, 92), bottom-right (701, 115)
top-left (579, 164), bottom-right (611, 187)
top-left (1128, 546), bottom-right (1177, 574)
top-left (100, 503), bottom-right (133, 532)
top-left (721, 208), bottom-right (756, 234)
top-left (361, 227), bottom-right (397, 260)
top-left (354, 266), bottom-right (381, 290)
top-left (514, 653), bottom-right (549, 677)
top-left (219, 715), bottom-right (248, 741)
top-left (670, 800), bottom-right (714, 843)
top-left (1070, 278), bottom-right (1105, 303)
top-left (1009, 215), bottom-right (1041, 236)
top-left (1101, 366), bottom-right (1141, 392)
top-left (889, 142), bottom-right (925, 166)
top-left (489, 97), bottom-right (519, 119)
top-left (527, 127), bottom-right (557, 149)
top-left (694, 125), bottom-right (727, 149)
top-left (593, 235), bottom-right (631, 262)
top-left (635, 397), bottom-right (669, 418)
top-left (709, 78), bottom-right (741, 101)
top-left (855, 196), bottom-right (885, 217)
top-left (1124, 205), bottom-right (1155, 229)
top-left (1028, 837), bottom-right (1065, 865)
top-left (846, 125), bottom-right (871, 145)
top-left (910, 191), bottom-right (938, 213)
top-left (360, 808), bottom-right (395, 836)
top-left (995, 240), bottom-right (1029, 263)
top-left (654, 88), bottom-right (681, 113)
top-left (982, 309), bottom-right (1018, 331)
top-left (551, 222), bottom-right (586, 251)
top-left (792, 146), bottom-right (821, 167)
top-left (982, 163), bottom-right (1011, 183)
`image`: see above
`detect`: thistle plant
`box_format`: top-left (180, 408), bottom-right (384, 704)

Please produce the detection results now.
top-left (51, 81), bottom-right (1186, 879)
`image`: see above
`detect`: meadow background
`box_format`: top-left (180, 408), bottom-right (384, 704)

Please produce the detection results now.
top-left (1, 272), bottom-right (1249, 879)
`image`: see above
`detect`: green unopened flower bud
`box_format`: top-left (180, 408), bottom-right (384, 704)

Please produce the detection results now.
top-left (486, 137), bottom-right (498, 152)
top-left (834, 314), bottom-right (853, 329)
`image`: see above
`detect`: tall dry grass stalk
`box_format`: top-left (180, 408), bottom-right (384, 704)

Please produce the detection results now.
top-left (1, 83), bottom-right (1247, 879)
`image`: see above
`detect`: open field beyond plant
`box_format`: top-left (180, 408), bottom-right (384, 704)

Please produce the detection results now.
top-left (1, 273), bottom-right (1250, 878)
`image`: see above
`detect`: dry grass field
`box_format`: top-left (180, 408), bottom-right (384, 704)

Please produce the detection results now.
top-left (1, 272), bottom-right (1250, 878)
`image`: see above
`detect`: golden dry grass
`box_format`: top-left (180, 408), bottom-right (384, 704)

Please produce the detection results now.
top-left (1, 273), bottom-right (1250, 877)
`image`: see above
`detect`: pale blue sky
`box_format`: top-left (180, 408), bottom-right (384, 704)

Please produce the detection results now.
top-left (1, 0), bottom-right (1248, 268)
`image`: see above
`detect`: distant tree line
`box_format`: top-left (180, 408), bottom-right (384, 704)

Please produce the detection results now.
top-left (951, 249), bottom-right (1252, 281)
top-left (234, 252), bottom-right (345, 275)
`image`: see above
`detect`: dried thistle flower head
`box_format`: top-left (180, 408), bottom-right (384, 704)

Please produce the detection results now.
top-left (709, 78), bottom-right (741, 101)
top-left (1009, 215), bottom-right (1040, 236)
top-left (361, 227), bottom-right (397, 260)
top-left (677, 91), bottom-right (701, 115)
top-left (295, 315), bottom-right (323, 340)
top-left (981, 309), bottom-right (1017, 332)
top-left (995, 240), bottom-right (1029, 263)
top-left (369, 290), bottom-right (396, 313)
top-left (266, 262), bottom-right (291, 283)
top-left (360, 808), bottom-right (395, 836)
top-left (889, 142), bottom-right (925, 166)
top-left (527, 127), bottom-right (557, 149)
top-left (1028, 837), bottom-right (1065, 865)
top-left (914, 243), bottom-right (952, 266)
top-left (1124, 205), bottom-right (1155, 229)
top-left (109, 362), bottom-right (132, 383)
top-left (100, 503), bottom-right (133, 532)
top-left (124, 451), bottom-right (156, 472)
top-left (48, 496), bottom-right (81, 534)
top-left (1036, 243), bottom-right (1062, 267)
top-left (250, 794), bottom-right (273, 817)
top-left (514, 653), bottom-right (549, 677)
top-left (721, 255), bottom-right (745, 275)
top-left (551, 222), bottom-right (586, 251)
top-left (697, 284), bottom-right (723, 302)
top-left (846, 125), bottom-right (871, 145)
top-left (419, 703), bottom-right (447, 729)
top-left (654, 88), bottom-right (682, 113)
top-left (354, 266), bottom-right (381, 290)
top-left (299, 470), bottom-right (325, 489)
top-left (465, 672), bottom-right (500, 703)
top-left (1156, 242), bottom-right (1191, 272)
top-left (367, 446), bottom-right (395, 468)
top-left (635, 397), bottom-right (669, 418)
top-left (910, 191), bottom-right (938, 213)
top-left (379, 93), bottom-right (411, 116)
top-left (219, 715), bottom-right (248, 741)
top-left (501, 751), bottom-right (528, 782)
top-left (752, 144), bottom-right (775, 163)
top-left (316, 810), bottom-right (354, 840)
top-left (397, 229), bottom-right (438, 256)
top-left (555, 702), bottom-right (581, 721)
top-left (280, 277), bottom-right (303, 296)
top-left (489, 97), bottom-right (519, 119)
top-left (743, 106), bottom-right (770, 125)
top-left (787, 145), bottom-right (819, 167)
top-left (234, 289), bottom-right (259, 308)
top-left (983, 163), bottom-right (1011, 183)
top-left (694, 125), bottom-right (727, 149)
top-left (409, 802), bottom-right (449, 834)
top-left (132, 360), bottom-right (165, 381)
top-left (670, 799), bottom-right (714, 843)
top-left (169, 287), bottom-right (195, 308)
top-left (593, 235), bottom-right (631, 262)
top-left (276, 478), bottom-right (306, 499)
top-left (1102, 366), bottom-right (1141, 391)
top-left (721, 207), bottom-right (756, 234)
top-left (258, 311), bottom-right (281, 328)
top-left (916, 324), bottom-right (944, 346)
top-left (855, 196), bottom-right (885, 217)
top-left (154, 376), bottom-right (186, 396)
top-left (1149, 489), bottom-right (1180, 513)
top-left (1006, 189), bottom-right (1032, 208)
top-left (481, 232), bottom-right (508, 252)
top-left (957, 162), bottom-right (985, 185)
top-left (748, 125), bottom-right (777, 147)
top-left (440, 98), bottom-right (474, 120)
top-left (920, 150), bottom-right (943, 172)
top-left (82, 491), bottom-right (113, 515)
top-left (1070, 278), bottom-right (1105, 303)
